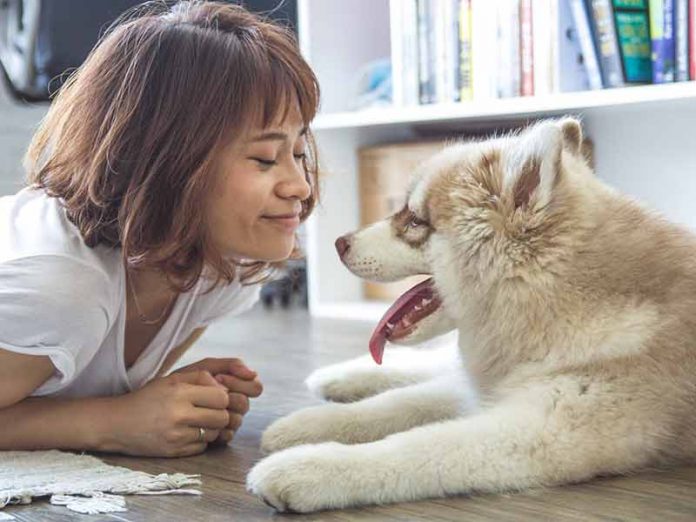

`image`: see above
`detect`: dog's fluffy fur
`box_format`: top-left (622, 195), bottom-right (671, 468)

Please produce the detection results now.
top-left (247, 118), bottom-right (696, 512)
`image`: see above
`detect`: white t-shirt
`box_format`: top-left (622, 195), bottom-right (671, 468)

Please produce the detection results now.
top-left (0, 188), bottom-right (260, 398)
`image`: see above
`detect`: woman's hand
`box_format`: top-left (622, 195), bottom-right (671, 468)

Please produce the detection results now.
top-left (172, 358), bottom-right (263, 445)
top-left (106, 370), bottom-right (230, 457)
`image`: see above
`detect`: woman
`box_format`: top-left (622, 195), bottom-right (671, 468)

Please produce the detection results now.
top-left (0, 0), bottom-right (319, 457)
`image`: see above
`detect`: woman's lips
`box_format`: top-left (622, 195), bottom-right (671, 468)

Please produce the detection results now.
top-left (261, 214), bottom-right (301, 232)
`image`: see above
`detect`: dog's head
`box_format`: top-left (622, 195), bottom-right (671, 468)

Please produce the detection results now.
top-left (336, 118), bottom-right (592, 363)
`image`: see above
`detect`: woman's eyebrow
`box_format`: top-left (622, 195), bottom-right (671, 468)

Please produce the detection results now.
top-left (249, 127), bottom-right (308, 143)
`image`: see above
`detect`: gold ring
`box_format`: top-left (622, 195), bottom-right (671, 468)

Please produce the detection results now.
top-left (198, 427), bottom-right (206, 442)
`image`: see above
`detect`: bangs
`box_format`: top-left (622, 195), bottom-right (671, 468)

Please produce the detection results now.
top-left (213, 20), bottom-right (319, 134)
top-left (261, 56), bottom-right (319, 129)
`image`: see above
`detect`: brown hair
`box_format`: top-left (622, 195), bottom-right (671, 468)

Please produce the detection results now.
top-left (25, 0), bottom-right (320, 292)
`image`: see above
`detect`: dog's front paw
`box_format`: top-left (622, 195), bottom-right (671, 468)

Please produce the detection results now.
top-left (261, 404), bottom-right (349, 453)
top-left (247, 443), bottom-right (357, 513)
top-left (305, 356), bottom-right (417, 403)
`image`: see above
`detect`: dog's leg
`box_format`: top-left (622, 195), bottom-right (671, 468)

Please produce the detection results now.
top-left (248, 376), bottom-right (661, 513)
top-left (305, 341), bottom-right (458, 403)
top-left (261, 373), bottom-right (474, 453)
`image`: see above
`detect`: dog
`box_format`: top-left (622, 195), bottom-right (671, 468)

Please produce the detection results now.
top-left (246, 118), bottom-right (696, 512)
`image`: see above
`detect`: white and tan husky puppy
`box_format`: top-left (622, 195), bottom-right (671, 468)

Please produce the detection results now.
top-left (247, 118), bottom-right (696, 513)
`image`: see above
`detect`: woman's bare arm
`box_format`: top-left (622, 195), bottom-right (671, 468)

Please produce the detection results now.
top-left (0, 347), bottom-right (230, 456)
top-left (0, 350), bottom-right (55, 409)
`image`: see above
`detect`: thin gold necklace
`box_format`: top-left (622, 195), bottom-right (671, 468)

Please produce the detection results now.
top-left (126, 268), bottom-right (176, 325)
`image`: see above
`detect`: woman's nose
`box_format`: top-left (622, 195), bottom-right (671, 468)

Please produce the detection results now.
top-left (277, 162), bottom-right (312, 201)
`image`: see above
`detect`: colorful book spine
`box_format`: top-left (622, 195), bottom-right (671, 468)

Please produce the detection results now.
top-left (569, 0), bottom-right (604, 89)
top-left (612, 0), bottom-right (652, 83)
top-left (497, 0), bottom-right (521, 98)
top-left (587, 0), bottom-right (625, 87)
top-left (416, 0), bottom-right (434, 104)
top-left (471, 1), bottom-right (497, 99)
top-left (449, 0), bottom-right (462, 102)
top-left (674, 0), bottom-right (689, 80)
top-left (434, 0), bottom-right (449, 103)
top-left (532, 0), bottom-right (553, 96)
top-left (556, 0), bottom-right (592, 91)
top-left (691, 0), bottom-right (696, 79)
top-left (519, 0), bottom-right (535, 95)
top-left (402, 0), bottom-right (420, 106)
top-left (459, 0), bottom-right (473, 100)
top-left (649, 0), bottom-right (676, 82)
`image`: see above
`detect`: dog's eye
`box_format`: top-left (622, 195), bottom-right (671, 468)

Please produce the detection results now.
top-left (406, 214), bottom-right (429, 229)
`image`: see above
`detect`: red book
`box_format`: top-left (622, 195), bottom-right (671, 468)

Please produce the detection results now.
top-left (691, 0), bottom-right (696, 79)
top-left (520, 0), bottom-right (534, 95)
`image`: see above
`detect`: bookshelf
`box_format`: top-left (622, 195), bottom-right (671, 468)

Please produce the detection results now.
top-left (298, 0), bottom-right (696, 320)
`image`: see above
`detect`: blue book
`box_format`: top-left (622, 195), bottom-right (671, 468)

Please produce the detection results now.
top-left (649, 0), bottom-right (676, 83)
top-left (587, 0), bottom-right (625, 87)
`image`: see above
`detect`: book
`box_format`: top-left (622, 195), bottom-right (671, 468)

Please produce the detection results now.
top-left (569, 0), bottom-right (604, 89)
top-left (612, 0), bottom-right (652, 83)
top-left (691, 0), bottom-right (696, 79)
top-left (533, 0), bottom-right (554, 96)
top-left (519, 0), bottom-right (535, 95)
top-left (555, 0), bottom-right (592, 91)
top-left (587, 0), bottom-right (625, 87)
top-left (417, 0), bottom-right (435, 103)
top-left (471, 1), bottom-right (498, 99)
top-left (433, 0), bottom-right (460, 103)
top-left (496, 0), bottom-right (522, 98)
top-left (649, 0), bottom-right (676, 82)
top-left (389, 0), bottom-right (420, 106)
top-left (525, 0), bottom-right (592, 94)
top-left (675, 0), bottom-right (689, 80)
top-left (459, 0), bottom-right (474, 100)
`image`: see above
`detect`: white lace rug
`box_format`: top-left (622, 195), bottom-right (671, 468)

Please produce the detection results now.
top-left (0, 450), bottom-right (201, 515)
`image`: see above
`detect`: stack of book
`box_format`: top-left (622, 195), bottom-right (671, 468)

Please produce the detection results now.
top-left (390, 0), bottom-right (696, 106)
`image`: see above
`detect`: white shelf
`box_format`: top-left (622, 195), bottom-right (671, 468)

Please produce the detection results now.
top-left (313, 82), bottom-right (696, 130)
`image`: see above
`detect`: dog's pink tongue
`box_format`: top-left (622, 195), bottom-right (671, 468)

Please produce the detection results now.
top-left (368, 329), bottom-right (387, 365)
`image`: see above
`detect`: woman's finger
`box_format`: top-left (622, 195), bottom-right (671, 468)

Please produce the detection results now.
top-left (176, 358), bottom-right (257, 380)
top-left (188, 426), bottom-right (221, 444)
top-left (215, 374), bottom-right (263, 397)
top-left (210, 429), bottom-right (235, 446)
top-left (227, 392), bottom-right (250, 415)
top-left (227, 413), bottom-right (243, 432)
top-left (172, 442), bottom-right (208, 457)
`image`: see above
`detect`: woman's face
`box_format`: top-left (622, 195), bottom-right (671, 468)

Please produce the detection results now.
top-left (207, 106), bottom-right (311, 262)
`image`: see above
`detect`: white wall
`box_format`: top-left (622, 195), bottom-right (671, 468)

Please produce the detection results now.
top-left (584, 99), bottom-right (696, 230)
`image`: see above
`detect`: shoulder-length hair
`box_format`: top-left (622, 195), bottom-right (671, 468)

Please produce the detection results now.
top-left (25, 0), bottom-right (320, 292)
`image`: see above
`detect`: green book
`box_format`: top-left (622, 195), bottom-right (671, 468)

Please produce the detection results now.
top-left (612, 0), bottom-right (652, 82)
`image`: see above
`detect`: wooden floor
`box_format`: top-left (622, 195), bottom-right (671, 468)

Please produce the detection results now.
top-left (6, 306), bottom-right (696, 521)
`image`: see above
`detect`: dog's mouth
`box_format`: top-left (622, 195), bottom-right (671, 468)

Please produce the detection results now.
top-left (369, 278), bottom-right (442, 364)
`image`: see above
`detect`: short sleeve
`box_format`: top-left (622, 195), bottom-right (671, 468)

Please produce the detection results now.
top-left (197, 281), bottom-right (261, 326)
top-left (0, 255), bottom-right (114, 395)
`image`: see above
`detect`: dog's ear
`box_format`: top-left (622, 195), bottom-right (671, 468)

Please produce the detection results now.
top-left (504, 121), bottom-right (562, 210)
top-left (557, 117), bottom-right (583, 155)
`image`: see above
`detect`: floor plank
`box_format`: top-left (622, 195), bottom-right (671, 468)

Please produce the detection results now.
top-left (6, 306), bottom-right (696, 520)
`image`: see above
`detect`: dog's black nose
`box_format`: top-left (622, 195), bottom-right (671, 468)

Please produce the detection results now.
top-left (335, 236), bottom-right (351, 258)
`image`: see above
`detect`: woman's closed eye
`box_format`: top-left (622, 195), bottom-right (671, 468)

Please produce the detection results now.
top-left (249, 151), bottom-right (305, 169)
top-left (251, 157), bottom-right (277, 167)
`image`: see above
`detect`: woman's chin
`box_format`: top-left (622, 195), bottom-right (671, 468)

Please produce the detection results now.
top-left (249, 245), bottom-right (296, 263)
